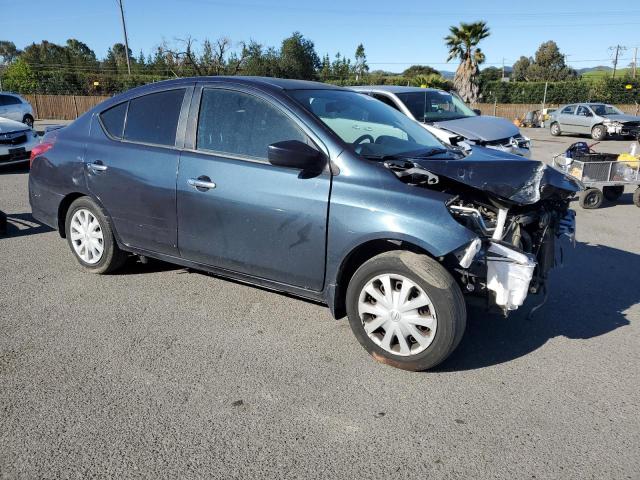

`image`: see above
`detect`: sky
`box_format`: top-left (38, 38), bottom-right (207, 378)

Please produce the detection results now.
top-left (1, 0), bottom-right (639, 73)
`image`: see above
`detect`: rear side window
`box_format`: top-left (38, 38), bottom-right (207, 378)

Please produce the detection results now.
top-left (197, 89), bottom-right (306, 159)
top-left (100, 102), bottom-right (128, 139)
top-left (0, 94), bottom-right (21, 106)
top-left (124, 89), bottom-right (185, 146)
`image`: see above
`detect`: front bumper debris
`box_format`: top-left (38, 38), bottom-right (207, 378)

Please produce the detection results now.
top-left (485, 242), bottom-right (536, 311)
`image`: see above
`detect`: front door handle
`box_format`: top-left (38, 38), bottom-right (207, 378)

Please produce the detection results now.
top-left (88, 161), bottom-right (107, 172)
top-left (188, 176), bottom-right (216, 191)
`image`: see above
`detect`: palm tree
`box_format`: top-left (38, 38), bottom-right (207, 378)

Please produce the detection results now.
top-left (444, 21), bottom-right (490, 103)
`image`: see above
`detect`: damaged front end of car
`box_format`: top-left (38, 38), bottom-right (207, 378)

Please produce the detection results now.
top-left (384, 150), bottom-right (581, 315)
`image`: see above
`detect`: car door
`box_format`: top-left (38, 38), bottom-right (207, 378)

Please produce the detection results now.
top-left (557, 105), bottom-right (577, 133)
top-left (176, 85), bottom-right (331, 291)
top-left (85, 87), bottom-right (192, 256)
top-left (574, 105), bottom-right (593, 134)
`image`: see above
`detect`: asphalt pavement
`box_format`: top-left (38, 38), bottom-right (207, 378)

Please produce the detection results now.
top-left (1, 128), bottom-right (638, 479)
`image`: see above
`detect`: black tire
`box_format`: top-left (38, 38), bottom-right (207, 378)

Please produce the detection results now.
top-left (550, 122), bottom-right (561, 136)
top-left (64, 197), bottom-right (127, 274)
top-left (346, 250), bottom-right (466, 371)
top-left (603, 185), bottom-right (624, 202)
top-left (591, 124), bottom-right (607, 141)
top-left (633, 187), bottom-right (640, 208)
top-left (579, 188), bottom-right (604, 209)
top-left (23, 115), bottom-right (34, 128)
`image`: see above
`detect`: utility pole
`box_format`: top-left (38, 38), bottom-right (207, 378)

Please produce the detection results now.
top-left (118, 0), bottom-right (132, 75)
top-left (501, 57), bottom-right (505, 80)
top-left (609, 45), bottom-right (627, 79)
top-left (633, 47), bottom-right (638, 79)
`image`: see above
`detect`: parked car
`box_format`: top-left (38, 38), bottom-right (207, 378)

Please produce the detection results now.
top-left (352, 86), bottom-right (531, 157)
top-left (549, 103), bottom-right (640, 140)
top-left (0, 92), bottom-right (35, 128)
top-left (29, 77), bottom-right (579, 371)
top-left (0, 116), bottom-right (40, 167)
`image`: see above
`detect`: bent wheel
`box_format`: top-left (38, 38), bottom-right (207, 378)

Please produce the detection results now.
top-left (346, 251), bottom-right (466, 371)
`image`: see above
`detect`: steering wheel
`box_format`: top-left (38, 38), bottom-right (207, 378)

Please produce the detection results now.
top-left (353, 134), bottom-right (374, 146)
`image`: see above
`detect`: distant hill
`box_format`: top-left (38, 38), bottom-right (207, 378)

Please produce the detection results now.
top-left (580, 66), bottom-right (632, 78)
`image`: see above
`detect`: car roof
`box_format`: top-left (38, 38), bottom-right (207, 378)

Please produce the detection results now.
top-left (350, 85), bottom-right (444, 94)
top-left (124, 76), bottom-right (343, 97)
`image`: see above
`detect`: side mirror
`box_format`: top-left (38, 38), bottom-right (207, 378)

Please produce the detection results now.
top-left (472, 108), bottom-right (482, 116)
top-left (268, 140), bottom-right (325, 171)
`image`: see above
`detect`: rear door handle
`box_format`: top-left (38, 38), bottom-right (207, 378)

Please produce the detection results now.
top-left (88, 161), bottom-right (107, 172)
top-left (188, 176), bottom-right (216, 191)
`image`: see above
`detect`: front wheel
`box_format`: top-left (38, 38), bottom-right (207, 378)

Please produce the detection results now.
top-left (591, 124), bottom-right (607, 141)
top-left (346, 251), bottom-right (466, 371)
top-left (65, 197), bottom-right (127, 274)
top-left (23, 115), bottom-right (34, 128)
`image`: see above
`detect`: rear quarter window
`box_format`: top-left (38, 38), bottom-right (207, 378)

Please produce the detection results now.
top-left (100, 102), bottom-right (128, 139)
top-left (123, 89), bottom-right (185, 146)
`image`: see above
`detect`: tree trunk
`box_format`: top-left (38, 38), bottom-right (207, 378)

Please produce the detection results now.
top-left (453, 58), bottom-right (480, 104)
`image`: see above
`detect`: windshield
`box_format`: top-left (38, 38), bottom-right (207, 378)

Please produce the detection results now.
top-left (590, 104), bottom-right (623, 116)
top-left (288, 89), bottom-right (446, 159)
top-left (395, 91), bottom-right (476, 122)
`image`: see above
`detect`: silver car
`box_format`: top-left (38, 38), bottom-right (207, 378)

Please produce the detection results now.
top-left (549, 103), bottom-right (640, 141)
top-left (352, 86), bottom-right (531, 157)
top-left (0, 92), bottom-right (35, 128)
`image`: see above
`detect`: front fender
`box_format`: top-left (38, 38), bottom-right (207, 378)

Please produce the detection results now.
top-left (325, 169), bottom-right (477, 288)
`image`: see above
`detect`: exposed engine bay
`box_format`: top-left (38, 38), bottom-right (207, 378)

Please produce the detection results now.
top-left (384, 154), bottom-right (580, 314)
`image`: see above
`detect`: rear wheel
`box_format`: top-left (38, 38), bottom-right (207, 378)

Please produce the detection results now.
top-left (64, 197), bottom-right (127, 274)
top-left (591, 124), bottom-right (607, 141)
top-left (603, 185), bottom-right (624, 201)
top-left (579, 188), bottom-right (604, 209)
top-left (633, 187), bottom-right (640, 207)
top-left (346, 251), bottom-right (466, 371)
top-left (550, 122), bottom-right (561, 136)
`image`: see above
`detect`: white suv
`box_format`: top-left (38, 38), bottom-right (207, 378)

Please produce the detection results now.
top-left (0, 93), bottom-right (35, 128)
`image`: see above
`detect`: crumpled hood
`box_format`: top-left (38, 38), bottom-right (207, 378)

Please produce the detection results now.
top-left (412, 146), bottom-right (582, 205)
top-left (433, 115), bottom-right (520, 142)
top-left (0, 117), bottom-right (30, 134)
top-left (603, 114), bottom-right (640, 123)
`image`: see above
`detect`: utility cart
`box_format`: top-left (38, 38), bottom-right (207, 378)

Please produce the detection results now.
top-left (554, 142), bottom-right (640, 209)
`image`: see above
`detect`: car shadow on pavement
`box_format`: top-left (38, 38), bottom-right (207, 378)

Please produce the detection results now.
top-left (0, 164), bottom-right (29, 175)
top-left (0, 212), bottom-right (53, 238)
top-left (438, 241), bottom-right (637, 372)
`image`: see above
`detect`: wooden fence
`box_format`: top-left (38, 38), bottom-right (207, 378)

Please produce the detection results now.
top-left (20, 95), bottom-right (640, 122)
top-left (23, 94), bottom-right (110, 120)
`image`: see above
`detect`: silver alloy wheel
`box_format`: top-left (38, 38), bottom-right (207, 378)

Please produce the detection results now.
top-left (357, 274), bottom-right (437, 356)
top-left (69, 208), bottom-right (104, 265)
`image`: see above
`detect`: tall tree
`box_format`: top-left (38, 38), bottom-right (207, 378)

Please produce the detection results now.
top-left (444, 21), bottom-right (490, 103)
top-left (278, 32), bottom-right (319, 80)
top-left (511, 56), bottom-right (532, 81)
top-left (526, 41), bottom-right (575, 81)
top-left (0, 41), bottom-right (20, 65)
top-left (354, 43), bottom-right (369, 80)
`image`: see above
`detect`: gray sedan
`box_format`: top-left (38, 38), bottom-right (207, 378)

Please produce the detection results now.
top-left (550, 103), bottom-right (640, 140)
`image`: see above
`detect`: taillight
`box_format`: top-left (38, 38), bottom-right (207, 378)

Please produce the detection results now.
top-left (29, 141), bottom-right (54, 168)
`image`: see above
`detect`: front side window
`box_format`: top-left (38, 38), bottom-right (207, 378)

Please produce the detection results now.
top-left (371, 94), bottom-right (400, 111)
top-left (100, 102), bottom-right (128, 139)
top-left (395, 90), bottom-right (476, 122)
top-left (124, 89), bottom-right (185, 146)
top-left (289, 89), bottom-right (444, 159)
top-left (590, 104), bottom-right (623, 116)
top-left (197, 89), bottom-right (307, 159)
